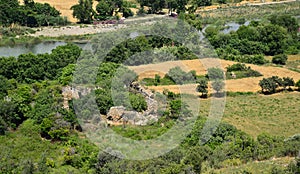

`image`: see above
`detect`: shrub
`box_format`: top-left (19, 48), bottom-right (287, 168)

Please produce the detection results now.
top-left (272, 54), bottom-right (288, 65)
top-left (226, 63), bottom-right (263, 79)
top-left (129, 93), bottom-right (147, 112)
top-left (226, 63), bottom-right (248, 72)
top-left (240, 54), bottom-right (266, 65)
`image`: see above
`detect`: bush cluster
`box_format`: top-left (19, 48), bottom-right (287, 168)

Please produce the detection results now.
top-left (259, 76), bottom-right (296, 94)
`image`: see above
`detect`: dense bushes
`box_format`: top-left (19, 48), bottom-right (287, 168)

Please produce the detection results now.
top-left (0, 44), bottom-right (81, 83)
top-left (102, 35), bottom-right (199, 66)
top-left (259, 76), bottom-right (295, 94)
top-left (142, 67), bottom-right (199, 86)
top-left (166, 67), bottom-right (197, 85)
top-left (226, 63), bottom-right (262, 79)
top-left (272, 54), bottom-right (288, 65)
top-left (208, 16), bottom-right (299, 63)
top-left (0, 44), bottom-right (81, 136)
top-left (0, 0), bottom-right (68, 27)
top-left (129, 93), bottom-right (147, 112)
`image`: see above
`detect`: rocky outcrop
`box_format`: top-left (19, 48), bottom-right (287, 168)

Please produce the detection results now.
top-left (62, 83), bottom-right (160, 126)
top-left (130, 82), bottom-right (154, 98)
top-left (107, 106), bottom-right (126, 122)
top-left (62, 86), bottom-right (98, 110)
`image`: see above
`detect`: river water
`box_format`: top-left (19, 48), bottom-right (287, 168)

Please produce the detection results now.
top-left (1, 16), bottom-right (299, 58)
top-left (0, 41), bottom-right (91, 57)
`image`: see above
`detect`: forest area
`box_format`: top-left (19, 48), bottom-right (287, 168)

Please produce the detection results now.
top-left (0, 0), bottom-right (300, 173)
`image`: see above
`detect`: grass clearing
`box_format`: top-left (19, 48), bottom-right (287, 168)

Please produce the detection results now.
top-left (197, 92), bottom-right (300, 138)
top-left (223, 92), bottom-right (300, 138)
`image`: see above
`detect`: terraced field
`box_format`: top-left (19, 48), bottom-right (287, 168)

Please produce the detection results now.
top-left (128, 58), bottom-right (300, 93)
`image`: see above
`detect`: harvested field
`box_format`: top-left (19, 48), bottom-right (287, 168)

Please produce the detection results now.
top-left (128, 58), bottom-right (300, 93)
top-left (265, 54), bottom-right (300, 62)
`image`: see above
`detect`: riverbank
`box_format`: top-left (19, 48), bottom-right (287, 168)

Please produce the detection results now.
top-left (28, 24), bottom-right (127, 37)
top-left (0, 34), bottom-right (94, 47)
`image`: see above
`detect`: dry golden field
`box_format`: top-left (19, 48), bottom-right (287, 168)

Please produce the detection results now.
top-left (33, 0), bottom-right (98, 22)
top-left (32, 0), bottom-right (284, 23)
top-left (128, 58), bottom-right (300, 94)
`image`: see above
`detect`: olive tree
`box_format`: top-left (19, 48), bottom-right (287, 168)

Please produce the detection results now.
top-left (207, 67), bottom-right (224, 80)
top-left (212, 80), bottom-right (225, 94)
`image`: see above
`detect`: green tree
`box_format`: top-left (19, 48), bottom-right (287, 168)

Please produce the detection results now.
top-left (166, 66), bottom-right (195, 85)
top-left (258, 24), bottom-right (288, 55)
top-left (0, 0), bottom-right (22, 26)
top-left (259, 78), bottom-right (278, 94)
top-left (169, 99), bottom-right (182, 119)
top-left (71, 0), bottom-right (94, 23)
top-left (282, 77), bottom-right (294, 90)
top-left (0, 75), bottom-right (12, 99)
top-left (166, 0), bottom-right (188, 13)
top-left (269, 14), bottom-right (299, 34)
top-left (95, 0), bottom-right (114, 20)
top-left (58, 64), bottom-right (76, 85)
top-left (271, 76), bottom-right (283, 88)
top-left (138, 0), bottom-right (166, 14)
top-left (295, 80), bottom-right (300, 91)
top-left (226, 63), bottom-right (248, 72)
top-left (95, 89), bottom-right (113, 114)
top-left (191, 0), bottom-right (212, 7)
top-left (196, 78), bottom-right (208, 97)
top-left (0, 100), bottom-right (20, 130)
top-left (154, 74), bottom-right (161, 86)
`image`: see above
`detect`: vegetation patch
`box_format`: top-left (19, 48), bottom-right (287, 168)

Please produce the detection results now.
top-left (226, 63), bottom-right (263, 79)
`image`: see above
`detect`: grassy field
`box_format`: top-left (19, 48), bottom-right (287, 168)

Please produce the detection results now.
top-left (205, 157), bottom-right (294, 174)
top-left (111, 92), bottom-right (300, 139)
top-left (197, 92), bottom-right (300, 138)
